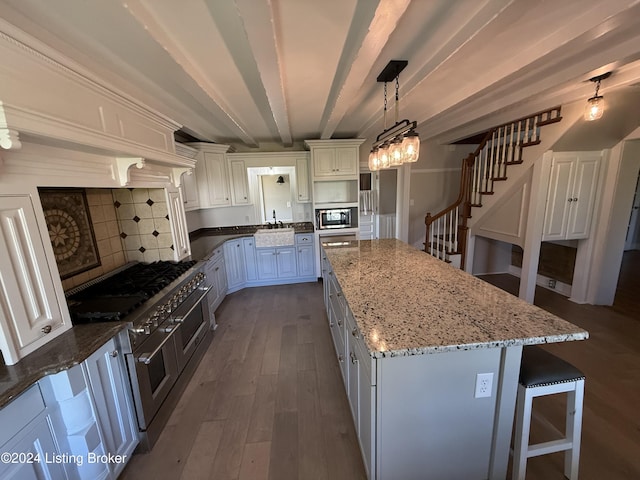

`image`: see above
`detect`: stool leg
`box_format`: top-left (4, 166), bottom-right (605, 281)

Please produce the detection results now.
top-left (512, 385), bottom-right (533, 480)
top-left (564, 379), bottom-right (584, 480)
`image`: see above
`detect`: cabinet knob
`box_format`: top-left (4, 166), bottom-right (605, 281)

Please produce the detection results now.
top-left (351, 328), bottom-right (359, 338)
top-left (41, 325), bottom-right (52, 334)
top-left (110, 350), bottom-right (119, 357)
top-left (573, 197), bottom-right (578, 202)
top-left (568, 198), bottom-right (573, 202)
top-left (350, 352), bottom-right (358, 364)
top-left (244, 196), bottom-right (247, 199)
top-left (237, 244), bottom-right (240, 247)
top-left (338, 354), bottom-right (344, 363)
top-left (337, 319), bottom-right (343, 327)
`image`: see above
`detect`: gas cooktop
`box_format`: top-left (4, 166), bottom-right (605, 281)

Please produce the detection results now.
top-left (67, 261), bottom-right (196, 323)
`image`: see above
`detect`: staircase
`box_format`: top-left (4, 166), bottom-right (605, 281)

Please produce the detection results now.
top-left (424, 106), bottom-right (563, 268)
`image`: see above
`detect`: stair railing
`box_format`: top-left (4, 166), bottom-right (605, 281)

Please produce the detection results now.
top-left (424, 106), bottom-right (562, 268)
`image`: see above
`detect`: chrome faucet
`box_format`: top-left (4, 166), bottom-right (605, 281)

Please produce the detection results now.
top-left (272, 209), bottom-right (277, 227)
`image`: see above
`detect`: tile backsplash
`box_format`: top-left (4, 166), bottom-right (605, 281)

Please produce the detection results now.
top-left (61, 189), bottom-right (126, 291)
top-left (113, 188), bottom-right (175, 263)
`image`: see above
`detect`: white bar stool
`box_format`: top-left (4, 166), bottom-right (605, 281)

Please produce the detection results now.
top-left (512, 346), bottom-right (585, 480)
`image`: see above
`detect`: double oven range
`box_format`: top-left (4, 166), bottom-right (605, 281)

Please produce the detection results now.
top-left (66, 260), bottom-right (213, 451)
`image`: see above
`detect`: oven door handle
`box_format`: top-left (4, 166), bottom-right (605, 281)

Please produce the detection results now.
top-left (137, 324), bottom-right (179, 365)
top-left (172, 287), bottom-right (210, 324)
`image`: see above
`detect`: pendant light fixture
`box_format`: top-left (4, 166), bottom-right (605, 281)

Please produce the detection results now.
top-left (276, 175), bottom-right (285, 184)
top-left (584, 72), bottom-right (611, 121)
top-left (368, 60), bottom-right (420, 171)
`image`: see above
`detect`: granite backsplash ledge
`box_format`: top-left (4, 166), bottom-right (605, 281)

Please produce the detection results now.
top-left (189, 221), bottom-right (314, 239)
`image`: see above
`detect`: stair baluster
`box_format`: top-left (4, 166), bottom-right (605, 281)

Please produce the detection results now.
top-left (424, 106), bottom-right (562, 269)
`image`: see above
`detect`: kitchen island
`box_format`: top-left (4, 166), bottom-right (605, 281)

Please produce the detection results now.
top-left (321, 239), bottom-right (588, 480)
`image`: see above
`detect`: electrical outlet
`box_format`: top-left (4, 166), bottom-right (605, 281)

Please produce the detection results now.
top-left (548, 279), bottom-right (557, 289)
top-left (475, 373), bottom-right (493, 398)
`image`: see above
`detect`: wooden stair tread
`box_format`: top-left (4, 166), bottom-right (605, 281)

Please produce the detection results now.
top-left (521, 139), bottom-right (541, 147)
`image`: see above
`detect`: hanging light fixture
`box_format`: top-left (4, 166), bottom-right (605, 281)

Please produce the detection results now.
top-left (584, 72), bottom-right (611, 121)
top-left (276, 175), bottom-right (285, 184)
top-left (368, 60), bottom-right (420, 171)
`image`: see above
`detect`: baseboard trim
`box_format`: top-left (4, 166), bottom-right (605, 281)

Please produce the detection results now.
top-left (508, 265), bottom-right (572, 297)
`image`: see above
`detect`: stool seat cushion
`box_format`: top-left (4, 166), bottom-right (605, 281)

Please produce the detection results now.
top-left (520, 346), bottom-right (584, 387)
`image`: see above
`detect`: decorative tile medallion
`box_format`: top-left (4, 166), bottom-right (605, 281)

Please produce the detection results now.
top-left (39, 188), bottom-right (101, 279)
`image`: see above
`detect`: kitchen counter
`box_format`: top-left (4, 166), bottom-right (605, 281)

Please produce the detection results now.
top-left (323, 238), bottom-right (588, 358)
top-left (189, 222), bottom-right (314, 261)
top-left (0, 321), bottom-right (129, 409)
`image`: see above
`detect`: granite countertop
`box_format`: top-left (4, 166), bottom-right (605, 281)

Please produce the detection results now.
top-left (323, 239), bottom-right (588, 359)
top-left (0, 322), bottom-right (129, 409)
top-left (189, 222), bottom-right (314, 261)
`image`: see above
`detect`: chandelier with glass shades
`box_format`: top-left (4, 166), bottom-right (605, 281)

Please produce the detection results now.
top-left (368, 60), bottom-right (420, 171)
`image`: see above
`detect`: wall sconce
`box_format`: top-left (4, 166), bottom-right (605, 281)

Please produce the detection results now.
top-left (584, 72), bottom-right (611, 121)
top-left (276, 175), bottom-right (285, 184)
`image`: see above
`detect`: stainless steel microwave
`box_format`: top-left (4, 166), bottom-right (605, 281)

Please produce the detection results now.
top-left (316, 208), bottom-right (352, 230)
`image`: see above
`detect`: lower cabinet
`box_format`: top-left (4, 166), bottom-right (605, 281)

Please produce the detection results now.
top-left (256, 247), bottom-right (297, 280)
top-left (243, 237), bottom-right (258, 281)
top-left (204, 246), bottom-right (227, 317)
top-left (224, 239), bottom-right (246, 292)
top-left (0, 386), bottom-right (66, 480)
top-left (38, 330), bottom-right (138, 480)
top-left (296, 244), bottom-right (315, 277)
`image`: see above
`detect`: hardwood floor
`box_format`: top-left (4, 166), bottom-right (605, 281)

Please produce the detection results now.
top-left (122, 253), bottom-right (639, 480)
top-left (120, 283), bottom-right (366, 480)
top-left (480, 267), bottom-right (640, 480)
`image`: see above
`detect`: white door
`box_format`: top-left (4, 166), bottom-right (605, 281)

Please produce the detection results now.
top-left (625, 170), bottom-right (640, 250)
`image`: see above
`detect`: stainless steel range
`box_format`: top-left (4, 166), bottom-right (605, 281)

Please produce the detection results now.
top-left (66, 260), bottom-right (213, 451)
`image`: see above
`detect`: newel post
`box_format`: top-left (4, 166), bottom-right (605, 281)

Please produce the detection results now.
top-left (424, 212), bottom-right (432, 253)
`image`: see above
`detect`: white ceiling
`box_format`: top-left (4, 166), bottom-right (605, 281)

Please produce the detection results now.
top-left (2, 0), bottom-right (640, 149)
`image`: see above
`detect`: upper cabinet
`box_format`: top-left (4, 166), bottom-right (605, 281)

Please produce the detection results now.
top-left (0, 194), bottom-right (71, 365)
top-left (305, 139), bottom-right (364, 179)
top-left (543, 152), bottom-right (602, 241)
top-left (295, 156), bottom-right (311, 203)
top-left (229, 159), bottom-right (251, 205)
top-left (194, 145), bottom-right (232, 207)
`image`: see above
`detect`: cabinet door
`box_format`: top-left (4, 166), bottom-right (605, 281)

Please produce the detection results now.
top-left (0, 414), bottom-right (66, 480)
top-left (224, 240), bottom-right (246, 289)
top-left (358, 365), bottom-right (375, 479)
top-left (0, 195), bottom-right (68, 364)
top-left (347, 337), bottom-right (360, 426)
top-left (543, 157), bottom-right (575, 241)
top-left (276, 247), bottom-right (297, 278)
top-left (243, 237), bottom-right (258, 281)
top-left (181, 170), bottom-right (199, 211)
top-left (295, 157), bottom-right (311, 202)
top-left (214, 257), bottom-right (228, 305)
top-left (335, 146), bottom-right (358, 175)
top-left (229, 160), bottom-right (250, 205)
top-left (296, 244), bottom-right (315, 277)
top-left (566, 155), bottom-right (600, 239)
top-left (313, 148), bottom-right (336, 177)
top-left (204, 257), bottom-right (221, 313)
top-left (256, 248), bottom-right (278, 280)
top-left (204, 151), bottom-right (231, 206)
top-left (167, 190), bottom-right (190, 259)
top-left (84, 334), bottom-right (138, 477)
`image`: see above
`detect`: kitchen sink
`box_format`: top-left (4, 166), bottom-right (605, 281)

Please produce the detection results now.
top-left (254, 227), bottom-right (295, 247)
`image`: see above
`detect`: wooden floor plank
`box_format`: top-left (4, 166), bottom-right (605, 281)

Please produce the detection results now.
top-left (179, 420), bottom-right (225, 480)
top-left (268, 411), bottom-right (299, 480)
top-left (238, 441), bottom-right (271, 480)
top-left (246, 374), bottom-right (277, 444)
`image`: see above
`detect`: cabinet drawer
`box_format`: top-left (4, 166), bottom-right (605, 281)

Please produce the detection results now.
top-left (296, 234), bottom-right (313, 245)
top-left (0, 385), bottom-right (45, 447)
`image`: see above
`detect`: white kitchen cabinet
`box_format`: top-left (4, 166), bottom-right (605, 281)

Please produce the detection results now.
top-left (543, 152), bottom-right (602, 241)
top-left (305, 139), bottom-right (364, 179)
top-left (255, 246), bottom-right (297, 280)
top-left (83, 332), bottom-right (139, 478)
top-left (167, 189), bottom-right (191, 260)
top-left (295, 156), bottom-right (311, 202)
top-left (296, 244), bottom-right (315, 278)
top-left (204, 247), bottom-right (227, 314)
top-left (229, 159), bottom-right (250, 205)
top-left (0, 194), bottom-right (71, 365)
top-left (224, 239), bottom-right (246, 292)
top-left (190, 143), bottom-right (232, 208)
top-left (243, 237), bottom-right (258, 281)
top-left (180, 170), bottom-right (200, 211)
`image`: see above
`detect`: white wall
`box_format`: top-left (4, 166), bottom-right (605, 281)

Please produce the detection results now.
top-left (407, 142), bottom-right (477, 248)
top-left (471, 237), bottom-right (513, 275)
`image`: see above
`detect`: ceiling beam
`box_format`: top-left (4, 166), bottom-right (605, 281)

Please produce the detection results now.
top-left (320, 0), bottom-right (409, 140)
top-left (123, 0), bottom-right (260, 147)
top-left (235, 0), bottom-right (292, 147)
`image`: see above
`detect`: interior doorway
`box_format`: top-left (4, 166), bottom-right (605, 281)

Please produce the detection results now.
top-left (624, 170), bottom-right (640, 251)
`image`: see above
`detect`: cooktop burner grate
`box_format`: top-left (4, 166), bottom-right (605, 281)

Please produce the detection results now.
top-left (67, 260), bottom-right (196, 323)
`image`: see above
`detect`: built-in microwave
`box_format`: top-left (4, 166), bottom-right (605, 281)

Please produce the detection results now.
top-left (316, 208), bottom-right (352, 230)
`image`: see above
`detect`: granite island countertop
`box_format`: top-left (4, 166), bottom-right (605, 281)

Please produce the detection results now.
top-left (323, 239), bottom-right (588, 358)
top-left (0, 321), bottom-right (129, 409)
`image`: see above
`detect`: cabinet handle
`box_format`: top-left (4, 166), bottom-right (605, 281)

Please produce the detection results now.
top-left (41, 325), bottom-right (52, 334)
top-left (110, 350), bottom-right (119, 357)
top-left (244, 196), bottom-right (247, 199)
top-left (351, 328), bottom-right (359, 338)
top-left (215, 267), bottom-right (220, 271)
top-left (338, 354), bottom-right (344, 363)
top-left (350, 352), bottom-right (358, 364)
top-left (337, 319), bottom-right (343, 327)
top-left (237, 244), bottom-right (240, 248)
top-left (329, 320), bottom-right (334, 327)
top-left (573, 197), bottom-right (578, 202)
top-left (336, 292), bottom-right (342, 297)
